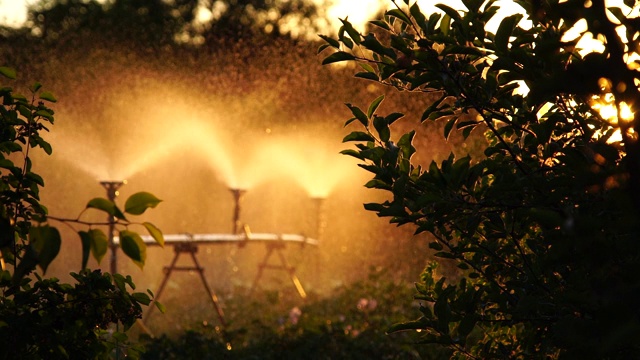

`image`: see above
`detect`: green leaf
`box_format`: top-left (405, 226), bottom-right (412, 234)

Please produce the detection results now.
top-left (373, 116), bottom-right (390, 142)
top-left (318, 34), bottom-right (340, 49)
top-left (88, 229), bottom-right (108, 264)
top-left (361, 33), bottom-right (396, 59)
top-left (29, 225), bottom-right (61, 274)
top-left (0, 67), bottom-right (16, 79)
top-left (155, 301), bottom-right (167, 314)
top-left (112, 273), bottom-right (127, 292)
top-left (131, 292), bottom-right (151, 305)
top-left (25, 172), bottom-right (44, 186)
top-left (345, 103), bottom-right (369, 127)
top-left (343, 131), bottom-right (375, 142)
top-left (124, 192), bottom-right (162, 215)
top-left (30, 82), bottom-right (42, 92)
top-left (385, 112), bottom-right (404, 125)
top-left (79, 231), bottom-right (91, 270)
top-left (86, 197), bottom-right (127, 220)
top-left (364, 179), bottom-right (392, 189)
top-left (355, 72), bottom-right (380, 81)
top-left (39, 91), bottom-right (57, 103)
top-left (143, 222), bottom-right (164, 247)
top-left (339, 18), bottom-right (362, 44)
top-left (322, 51), bottom-right (356, 65)
top-left (340, 149), bottom-right (365, 160)
top-left (367, 95), bottom-right (385, 118)
top-left (119, 230), bottom-right (146, 269)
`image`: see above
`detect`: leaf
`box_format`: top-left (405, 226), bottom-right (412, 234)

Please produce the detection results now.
top-left (494, 14), bottom-right (522, 53)
top-left (155, 301), bottom-right (167, 314)
top-left (388, 319), bottom-right (430, 333)
top-left (435, 4), bottom-right (462, 23)
top-left (385, 112), bottom-right (404, 125)
top-left (367, 95), bottom-right (385, 118)
top-left (39, 91), bottom-right (57, 103)
top-left (112, 273), bottom-right (127, 292)
top-left (131, 292), bottom-right (151, 305)
top-left (318, 34), bottom-right (340, 49)
top-left (35, 109), bottom-right (53, 121)
top-left (421, 94), bottom-right (448, 122)
top-left (410, 3), bottom-right (428, 31)
top-left (340, 149), bottom-right (365, 160)
top-left (322, 51), bottom-right (356, 65)
top-left (125, 192), bottom-right (162, 215)
top-left (444, 116), bottom-right (458, 140)
top-left (25, 172), bottom-right (44, 186)
top-left (143, 222), bottom-right (164, 247)
top-left (79, 231), bottom-right (91, 270)
top-left (373, 116), bottom-right (390, 142)
top-left (364, 179), bottom-right (392, 189)
top-left (385, 8), bottom-right (412, 24)
top-left (361, 33), bottom-right (396, 59)
top-left (343, 131), bottom-right (375, 142)
top-left (369, 19), bottom-right (391, 31)
top-left (339, 18), bottom-right (362, 44)
top-left (88, 229), bottom-right (108, 264)
top-left (345, 103), bottom-right (369, 127)
top-left (0, 67), bottom-right (16, 79)
top-left (119, 230), bottom-right (146, 269)
top-left (29, 225), bottom-right (61, 274)
top-left (355, 72), bottom-right (379, 81)
top-left (86, 197), bottom-right (126, 220)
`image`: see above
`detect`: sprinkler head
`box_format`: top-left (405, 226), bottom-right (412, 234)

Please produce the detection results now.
top-left (100, 180), bottom-right (126, 201)
top-left (229, 187), bottom-right (247, 199)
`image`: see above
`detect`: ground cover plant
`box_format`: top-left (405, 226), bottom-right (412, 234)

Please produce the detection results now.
top-left (320, 0), bottom-right (640, 358)
top-left (139, 268), bottom-right (452, 359)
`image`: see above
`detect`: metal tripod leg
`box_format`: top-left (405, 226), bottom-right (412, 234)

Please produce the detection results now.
top-left (249, 243), bottom-right (307, 299)
top-left (188, 248), bottom-right (226, 326)
top-left (143, 243), bottom-right (226, 327)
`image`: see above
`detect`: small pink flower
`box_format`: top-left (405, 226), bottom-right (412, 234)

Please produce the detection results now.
top-left (289, 306), bottom-right (302, 325)
top-left (357, 298), bottom-right (368, 311)
top-left (368, 298), bottom-right (378, 311)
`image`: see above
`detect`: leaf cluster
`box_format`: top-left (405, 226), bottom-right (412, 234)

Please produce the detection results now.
top-left (321, 0), bottom-right (640, 358)
top-left (0, 69), bottom-right (166, 358)
top-left (0, 269), bottom-right (152, 360)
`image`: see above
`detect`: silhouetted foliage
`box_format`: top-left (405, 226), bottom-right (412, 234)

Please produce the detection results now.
top-left (0, 69), bottom-right (164, 359)
top-left (323, 0), bottom-right (640, 358)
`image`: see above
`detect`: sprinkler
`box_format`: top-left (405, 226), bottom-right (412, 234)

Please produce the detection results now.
top-left (229, 187), bottom-right (247, 234)
top-left (100, 180), bottom-right (126, 274)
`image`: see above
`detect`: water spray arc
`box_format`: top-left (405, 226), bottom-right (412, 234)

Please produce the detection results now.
top-left (312, 196), bottom-right (326, 242)
top-left (100, 180), bottom-right (125, 275)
